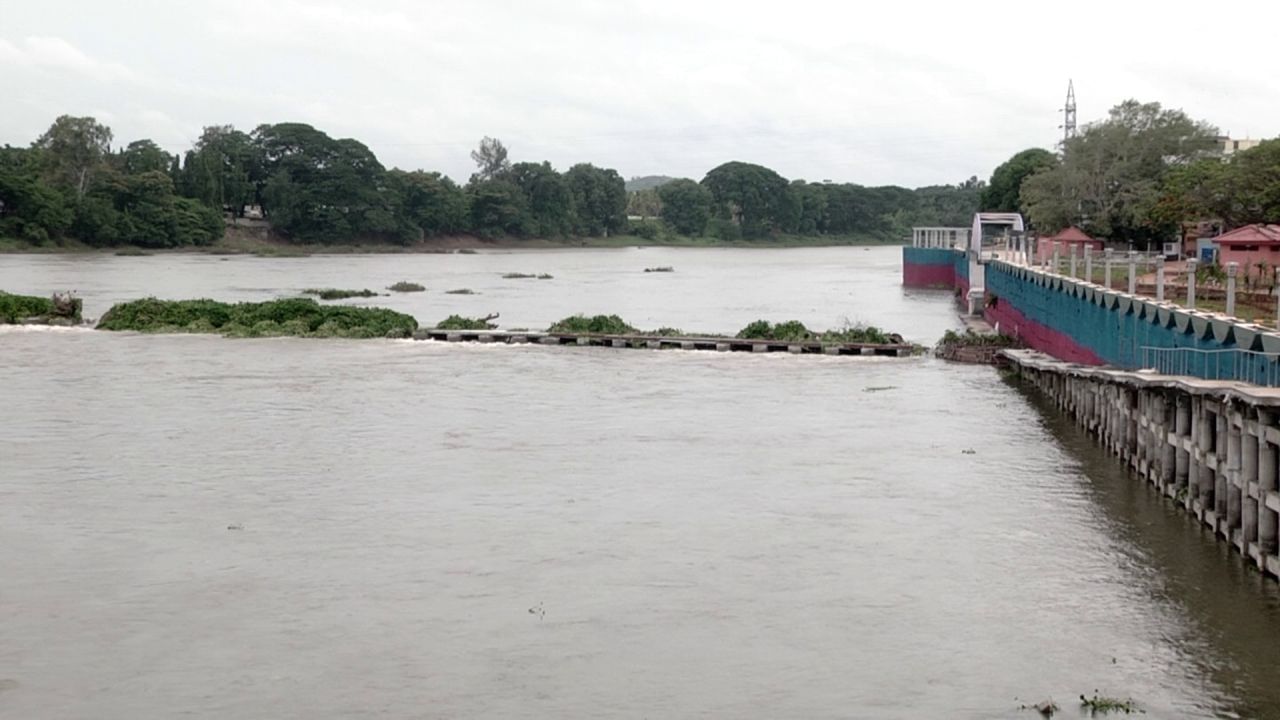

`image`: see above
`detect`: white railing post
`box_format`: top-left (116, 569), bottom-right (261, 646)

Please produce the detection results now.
top-left (1052, 242), bottom-right (1062, 274)
top-left (1128, 251), bottom-right (1138, 294)
top-left (1156, 261), bottom-right (1165, 302)
top-left (1187, 258), bottom-right (1198, 309)
top-left (1069, 244), bottom-right (1079, 278)
top-left (1084, 246), bottom-right (1093, 282)
top-left (1104, 249), bottom-right (1114, 288)
top-left (1226, 262), bottom-right (1239, 317)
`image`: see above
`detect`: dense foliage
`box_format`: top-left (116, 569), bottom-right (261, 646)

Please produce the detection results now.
top-left (2, 113), bottom-right (988, 248)
top-left (436, 314), bottom-right (498, 330)
top-left (1019, 100), bottom-right (1220, 246)
top-left (96, 297), bottom-right (418, 338)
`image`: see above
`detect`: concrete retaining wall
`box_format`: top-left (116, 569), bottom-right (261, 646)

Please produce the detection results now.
top-left (902, 246), bottom-right (969, 291)
top-left (1004, 349), bottom-right (1280, 579)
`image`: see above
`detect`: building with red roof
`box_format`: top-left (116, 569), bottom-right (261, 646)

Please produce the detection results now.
top-left (1035, 226), bottom-right (1104, 264)
top-left (1215, 224), bottom-right (1280, 269)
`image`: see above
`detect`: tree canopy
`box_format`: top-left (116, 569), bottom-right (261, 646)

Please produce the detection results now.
top-left (1020, 100), bottom-right (1219, 245)
top-left (980, 148), bottom-right (1055, 216)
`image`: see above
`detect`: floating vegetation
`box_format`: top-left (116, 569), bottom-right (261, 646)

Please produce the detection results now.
top-left (548, 314), bottom-right (637, 334)
top-left (1019, 700), bottom-right (1059, 717)
top-left (1079, 693), bottom-right (1140, 715)
top-left (503, 272), bottom-right (536, 279)
top-left (387, 281), bottom-right (426, 293)
top-left (435, 314), bottom-right (499, 330)
top-left (445, 288), bottom-right (476, 295)
top-left (937, 328), bottom-right (1018, 349)
top-left (96, 298), bottom-right (418, 338)
top-left (649, 326), bottom-right (685, 337)
top-left (455, 248), bottom-right (478, 254)
top-left (0, 291), bottom-right (82, 325)
top-left (538, 273), bottom-right (554, 280)
top-left (113, 247), bottom-right (154, 256)
top-left (736, 319), bottom-right (899, 344)
top-left (862, 386), bottom-right (898, 393)
top-left (301, 288), bottom-right (381, 300)
top-left (644, 266), bottom-right (675, 273)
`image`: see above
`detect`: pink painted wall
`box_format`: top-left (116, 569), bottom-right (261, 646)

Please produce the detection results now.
top-left (983, 296), bottom-right (1105, 366)
top-left (902, 264), bottom-right (955, 287)
top-left (1217, 244), bottom-right (1280, 270)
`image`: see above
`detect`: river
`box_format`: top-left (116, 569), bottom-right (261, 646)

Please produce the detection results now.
top-left (2, 246), bottom-right (1279, 719)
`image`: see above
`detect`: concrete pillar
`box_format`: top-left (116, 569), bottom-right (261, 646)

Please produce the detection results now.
top-left (1127, 251), bottom-right (1138, 294)
top-left (1186, 259), bottom-right (1198, 309)
top-left (1227, 423), bottom-right (1243, 534)
top-left (1070, 244), bottom-right (1079, 277)
top-left (1226, 261), bottom-right (1239, 317)
top-left (1084, 246), bottom-right (1093, 283)
top-left (1156, 262), bottom-right (1165, 302)
top-left (1052, 242), bottom-right (1061, 273)
top-left (1258, 411), bottom-right (1278, 557)
top-left (1243, 420), bottom-right (1259, 545)
top-left (1275, 268), bottom-right (1280, 328)
top-left (1104, 248), bottom-right (1114, 288)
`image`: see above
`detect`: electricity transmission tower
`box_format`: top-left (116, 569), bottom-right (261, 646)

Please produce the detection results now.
top-left (1059, 80), bottom-right (1077, 149)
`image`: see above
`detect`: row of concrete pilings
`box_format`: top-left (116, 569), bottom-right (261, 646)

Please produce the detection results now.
top-left (1002, 349), bottom-right (1280, 579)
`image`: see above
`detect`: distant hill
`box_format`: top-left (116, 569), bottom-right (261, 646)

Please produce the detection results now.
top-left (626, 175), bottom-right (677, 193)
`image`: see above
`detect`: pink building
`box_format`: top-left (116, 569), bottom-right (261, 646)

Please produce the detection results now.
top-left (1035, 226), bottom-right (1104, 264)
top-left (1215, 224), bottom-right (1280, 269)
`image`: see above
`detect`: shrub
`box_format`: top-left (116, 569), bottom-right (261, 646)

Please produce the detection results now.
top-left (444, 288), bottom-right (476, 295)
top-left (436, 314), bottom-right (497, 330)
top-left (547, 314), bottom-right (636, 334)
top-left (0, 291), bottom-right (82, 324)
top-left (302, 288), bottom-right (380, 300)
top-left (387, 281), bottom-right (426, 292)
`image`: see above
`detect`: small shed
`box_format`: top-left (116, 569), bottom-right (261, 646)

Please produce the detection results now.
top-left (1035, 226), bottom-right (1103, 264)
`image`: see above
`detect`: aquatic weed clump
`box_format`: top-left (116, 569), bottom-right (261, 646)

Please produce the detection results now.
top-left (0, 291), bottom-right (82, 325)
top-left (96, 297), bottom-right (418, 338)
top-left (547, 314), bottom-right (637, 334)
top-left (435, 314), bottom-right (498, 330)
top-left (736, 319), bottom-right (898, 344)
top-left (301, 288), bottom-right (381, 300)
top-left (387, 281), bottom-right (426, 293)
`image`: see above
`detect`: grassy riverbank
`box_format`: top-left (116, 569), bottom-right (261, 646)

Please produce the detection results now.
top-left (0, 232), bottom-right (901, 256)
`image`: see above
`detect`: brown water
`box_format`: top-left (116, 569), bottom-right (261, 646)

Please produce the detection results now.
top-left (2, 247), bottom-right (1280, 719)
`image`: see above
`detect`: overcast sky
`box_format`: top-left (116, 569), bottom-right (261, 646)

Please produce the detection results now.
top-left (3, 0), bottom-right (1277, 187)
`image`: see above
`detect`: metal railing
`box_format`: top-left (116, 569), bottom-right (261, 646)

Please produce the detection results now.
top-left (1139, 346), bottom-right (1280, 386)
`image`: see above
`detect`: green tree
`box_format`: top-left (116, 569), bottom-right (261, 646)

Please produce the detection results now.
top-left (1020, 100), bottom-right (1219, 245)
top-left (701, 161), bottom-right (792, 238)
top-left (564, 163), bottom-right (626, 236)
top-left (119, 139), bottom-right (173, 175)
top-left (1214, 139), bottom-right (1280, 227)
top-left (467, 179), bottom-right (529, 237)
top-left (657, 178), bottom-right (712, 236)
top-left (253, 123), bottom-right (407, 243)
top-left (389, 170), bottom-right (468, 237)
top-left (470, 136), bottom-right (510, 183)
top-left (0, 146), bottom-right (72, 244)
top-left (510, 161), bottom-right (571, 236)
top-left (980, 149), bottom-right (1055, 214)
top-left (34, 115), bottom-right (113, 197)
top-left (184, 125), bottom-right (258, 215)
top-left (788, 180), bottom-right (828, 235)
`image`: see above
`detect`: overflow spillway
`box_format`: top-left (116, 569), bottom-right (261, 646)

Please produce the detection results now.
top-left (412, 329), bottom-right (914, 357)
top-left (1002, 349), bottom-right (1280, 579)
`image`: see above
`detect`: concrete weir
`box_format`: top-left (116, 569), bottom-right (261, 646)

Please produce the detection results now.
top-left (412, 329), bottom-right (913, 357)
top-left (1002, 349), bottom-right (1280, 579)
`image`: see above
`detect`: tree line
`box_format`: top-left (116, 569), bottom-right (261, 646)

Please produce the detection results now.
top-left (1, 114), bottom-right (984, 248)
top-left (979, 99), bottom-right (1280, 248)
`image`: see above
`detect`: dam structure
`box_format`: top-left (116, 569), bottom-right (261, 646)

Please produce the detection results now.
top-left (905, 216), bottom-right (1280, 579)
